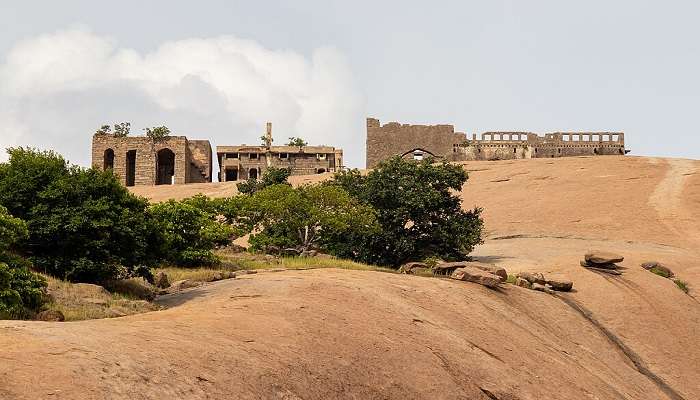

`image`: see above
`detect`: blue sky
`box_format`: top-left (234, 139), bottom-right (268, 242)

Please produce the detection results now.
top-left (1, 1), bottom-right (699, 167)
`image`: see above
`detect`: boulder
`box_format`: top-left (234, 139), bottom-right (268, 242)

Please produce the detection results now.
top-left (106, 308), bottom-right (127, 318)
top-left (169, 279), bottom-right (200, 291)
top-left (580, 260), bottom-right (617, 270)
top-left (73, 283), bottom-right (109, 296)
top-left (398, 262), bottom-right (428, 274)
top-left (585, 251), bottom-right (624, 265)
top-left (435, 261), bottom-right (507, 282)
top-left (300, 250), bottom-right (318, 258)
top-left (515, 277), bottom-right (532, 289)
top-left (450, 267), bottom-right (501, 288)
top-left (154, 271), bottom-right (170, 289)
top-left (516, 271), bottom-right (546, 285)
top-left (546, 279), bottom-right (573, 292)
top-left (36, 310), bottom-right (65, 322)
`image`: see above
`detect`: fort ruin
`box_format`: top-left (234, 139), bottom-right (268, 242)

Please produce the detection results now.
top-left (366, 117), bottom-right (627, 168)
top-left (91, 134), bottom-right (213, 186)
top-left (216, 123), bottom-right (343, 182)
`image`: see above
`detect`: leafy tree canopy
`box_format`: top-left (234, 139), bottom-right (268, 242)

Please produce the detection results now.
top-left (331, 156), bottom-right (484, 266)
top-left (286, 137), bottom-right (307, 147)
top-left (145, 126), bottom-right (171, 141)
top-left (237, 167), bottom-right (291, 195)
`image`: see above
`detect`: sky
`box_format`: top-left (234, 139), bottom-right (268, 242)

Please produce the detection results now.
top-left (1, 0), bottom-right (699, 169)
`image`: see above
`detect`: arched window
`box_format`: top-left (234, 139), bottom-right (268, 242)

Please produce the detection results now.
top-left (249, 168), bottom-right (258, 180)
top-left (103, 149), bottom-right (114, 170)
top-left (156, 148), bottom-right (176, 185)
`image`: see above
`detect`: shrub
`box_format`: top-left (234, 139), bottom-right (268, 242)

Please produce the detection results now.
top-left (244, 184), bottom-right (379, 254)
top-left (287, 137), bottom-right (308, 147)
top-left (149, 198), bottom-right (235, 267)
top-left (237, 167), bottom-right (291, 195)
top-left (0, 206), bottom-right (46, 319)
top-left (650, 266), bottom-right (671, 278)
top-left (144, 126), bottom-right (170, 141)
top-left (331, 156), bottom-right (484, 266)
top-left (0, 148), bottom-right (158, 283)
top-left (26, 167), bottom-right (158, 283)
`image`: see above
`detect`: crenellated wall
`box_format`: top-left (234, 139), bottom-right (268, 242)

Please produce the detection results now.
top-left (367, 118), bottom-right (626, 166)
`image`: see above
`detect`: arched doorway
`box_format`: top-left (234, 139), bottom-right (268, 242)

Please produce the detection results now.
top-left (249, 168), bottom-right (258, 180)
top-left (103, 149), bottom-right (114, 170)
top-left (156, 149), bottom-right (175, 185)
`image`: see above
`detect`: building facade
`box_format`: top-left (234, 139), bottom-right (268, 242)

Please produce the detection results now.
top-left (366, 117), bottom-right (627, 168)
top-left (91, 134), bottom-right (212, 186)
top-left (216, 123), bottom-right (343, 182)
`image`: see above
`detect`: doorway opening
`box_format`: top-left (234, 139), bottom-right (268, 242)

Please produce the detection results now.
top-left (126, 150), bottom-right (136, 186)
top-left (156, 149), bottom-right (175, 185)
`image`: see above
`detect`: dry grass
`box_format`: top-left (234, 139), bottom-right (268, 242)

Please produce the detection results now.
top-left (153, 267), bottom-right (236, 283)
top-left (43, 275), bottom-right (160, 322)
top-left (227, 255), bottom-right (397, 274)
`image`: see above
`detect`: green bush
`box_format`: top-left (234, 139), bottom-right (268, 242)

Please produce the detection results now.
top-left (650, 266), bottom-right (671, 278)
top-left (674, 279), bottom-right (689, 294)
top-left (149, 198), bottom-right (235, 267)
top-left (0, 148), bottom-right (157, 283)
top-left (0, 206), bottom-right (46, 319)
top-left (331, 156), bottom-right (484, 266)
top-left (237, 167), bottom-right (291, 195)
top-left (243, 184), bottom-right (379, 254)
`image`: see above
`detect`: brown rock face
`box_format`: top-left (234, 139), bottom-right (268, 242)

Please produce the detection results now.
top-left (585, 251), bottom-right (624, 265)
top-left (580, 260), bottom-right (618, 270)
top-left (450, 267), bottom-right (501, 288)
top-left (36, 310), bottom-right (65, 322)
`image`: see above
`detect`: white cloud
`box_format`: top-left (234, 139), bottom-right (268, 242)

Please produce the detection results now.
top-left (0, 27), bottom-right (366, 167)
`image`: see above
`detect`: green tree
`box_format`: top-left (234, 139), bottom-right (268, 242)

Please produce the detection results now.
top-left (287, 137), bottom-right (307, 147)
top-left (95, 124), bottom-right (112, 135)
top-left (0, 148), bottom-right (158, 283)
top-left (0, 148), bottom-right (69, 221)
top-left (113, 122), bottom-right (131, 137)
top-left (145, 126), bottom-right (171, 141)
top-left (245, 184), bottom-right (379, 253)
top-left (0, 206), bottom-right (46, 319)
top-left (237, 167), bottom-right (291, 195)
top-left (27, 167), bottom-right (158, 282)
top-left (331, 156), bottom-right (484, 266)
top-left (149, 198), bottom-right (235, 267)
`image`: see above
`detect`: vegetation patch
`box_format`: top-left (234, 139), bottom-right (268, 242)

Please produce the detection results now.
top-left (42, 275), bottom-right (159, 321)
top-left (650, 267), bottom-right (671, 278)
top-left (673, 279), bottom-right (689, 294)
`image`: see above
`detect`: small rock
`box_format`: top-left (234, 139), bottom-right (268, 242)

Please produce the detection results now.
top-left (154, 271), bottom-right (170, 289)
top-left (531, 283), bottom-right (554, 294)
top-left (546, 279), bottom-right (573, 292)
top-left (73, 283), bottom-right (109, 296)
top-left (641, 261), bottom-right (674, 278)
top-left (398, 262), bottom-right (428, 274)
top-left (435, 261), bottom-right (507, 281)
top-left (516, 271), bottom-right (546, 285)
top-left (169, 279), bottom-right (200, 291)
top-left (36, 310), bottom-right (65, 322)
top-left (585, 251), bottom-right (624, 265)
top-left (83, 298), bottom-right (109, 307)
top-left (450, 267), bottom-right (501, 288)
top-left (106, 308), bottom-right (127, 318)
top-left (515, 277), bottom-right (532, 289)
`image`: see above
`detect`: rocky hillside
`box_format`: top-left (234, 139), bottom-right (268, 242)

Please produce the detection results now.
top-left (2, 155), bottom-right (699, 399)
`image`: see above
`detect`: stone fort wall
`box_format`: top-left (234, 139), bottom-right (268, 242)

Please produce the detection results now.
top-left (366, 118), bottom-right (626, 167)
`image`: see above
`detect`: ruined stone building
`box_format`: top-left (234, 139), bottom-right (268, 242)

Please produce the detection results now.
top-left (91, 134), bottom-right (213, 186)
top-left (366, 117), bottom-right (627, 168)
top-left (216, 123), bottom-right (343, 182)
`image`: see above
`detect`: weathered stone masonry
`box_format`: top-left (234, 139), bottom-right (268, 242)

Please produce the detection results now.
top-left (91, 134), bottom-right (212, 186)
top-left (366, 118), bottom-right (627, 168)
top-left (216, 123), bottom-right (343, 182)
